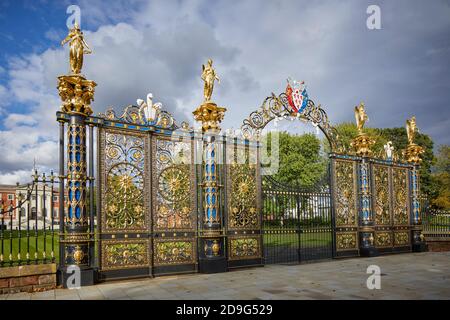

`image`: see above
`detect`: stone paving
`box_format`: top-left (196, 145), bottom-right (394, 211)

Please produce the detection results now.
top-left (2, 251), bottom-right (449, 300)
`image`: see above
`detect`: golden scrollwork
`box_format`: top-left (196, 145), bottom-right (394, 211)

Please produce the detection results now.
top-left (336, 233), bottom-right (357, 250)
top-left (228, 161), bottom-right (258, 229)
top-left (101, 130), bottom-right (148, 232)
top-left (334, 160), bottom-right (357, 227)
top-left (102, 241), bottom-right (149, 270)
top-left (350, 133), bottom-right (375, 157)
top-left (153, 138), bottom-right (194, 231)
top-left (394, 231), bottom-right (409, 246)
top-left (392, 168), bottom-right (409, 225)
top-left (58, 75), bottom-right (96, 116)
top-left (375, 232), bottom-right (392, 247)
top-left (229, 237), bottom-right (260, 260)
top-left (154, 240), bottom-right (194, 266)
top-left (373, 165), bottom-right (391, 225)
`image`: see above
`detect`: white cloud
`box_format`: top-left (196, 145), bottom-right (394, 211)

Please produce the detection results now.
top-left (0, 170), bottom-right (35, 185)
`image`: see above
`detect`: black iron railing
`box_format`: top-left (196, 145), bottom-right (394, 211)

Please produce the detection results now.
top-left (0, 171), bottom-right (60, 267)
top-left (419, 196), bottom-right (450, 238)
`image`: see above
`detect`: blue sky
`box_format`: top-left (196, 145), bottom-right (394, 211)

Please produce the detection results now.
top-left (0, 0), bottom-right (449, 183)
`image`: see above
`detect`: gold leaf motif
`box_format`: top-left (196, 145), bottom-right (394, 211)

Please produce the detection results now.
top-left (336, 233), bottom-right (357, 250)
top-left (154, 241), bottom-right (193, 265)
top-left (375, 232), bottom-right (392, 247)
top-left (104, 242), bottom-right (148, 269)
top-left (229, 161), bottom-right (258, 229)
top-left (373, 165), bottom-right (391, 225)
top-left (229, 238), bottom-right (259, 260)
top-left (335, 161), bottom-right (357, 227)
top-left (393, 168), bottom-right (408, 225)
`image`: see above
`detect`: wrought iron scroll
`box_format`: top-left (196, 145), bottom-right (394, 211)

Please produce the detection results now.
top-left (373, 164), bottom-right (391, 226)
top-left (240, 93), bottom-right (341, 151)
top-left (101, 130), bottom-right (148, 231)
top-left (226, 142), bottom-right (261, 261)
top-left (98, 105), bottom-right (179, 130)
top-left (99, 129), bottom-right (150, 271)
top-left (333, 159), bottom-right (359, 252)
top-left (392, 167), bottom-right (409, 226)
top-left (152, 136), bottom-right (196, 267)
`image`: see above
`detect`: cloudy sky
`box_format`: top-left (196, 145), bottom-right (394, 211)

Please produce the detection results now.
top-left (0, 0), bottom-right (449, 183)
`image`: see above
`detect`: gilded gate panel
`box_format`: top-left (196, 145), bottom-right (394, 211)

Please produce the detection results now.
top-left (394, 231), bottom-right (409, 246)
top-left (228, 237), bottom-right (261, 260)
top-left (392, 167), bottom-right (409, 226)
top-left (153, 238), bottom-right (196, 266)
top-left (152, 137), bottom-right (195, 231)
top-left (333, 160), bottom-right (358, 227)
top-left (373, 165), bottom-right (391, 225)
top-left (375, 231), bottom-right (392, 248)
top-left (100, 129), bottom-right (149, 232)
top-left (335, 232), bottom-right (358, 251)
top-left (152, 136), bottom-right (196, 267)
top-left (101, 240), bottom-right (149, 271)
top-left (226, 143), bottom-right (259, 230)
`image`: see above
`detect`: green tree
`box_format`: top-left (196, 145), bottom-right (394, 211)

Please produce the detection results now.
top-left (264, 131), bottom-right (328, 188)
top-left (429, 145), bottom-right (450, 209)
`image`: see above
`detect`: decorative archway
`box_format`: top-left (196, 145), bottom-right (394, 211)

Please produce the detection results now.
top-left (240, 89), bottom-right (341, 152)
top-left (242, 80), bottom-right (339, 263)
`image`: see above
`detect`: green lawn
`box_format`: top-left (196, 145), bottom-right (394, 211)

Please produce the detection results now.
top-left (263, 229), bottom-right (332, 247)
top-left (0, 230), bottom-right (59, 265)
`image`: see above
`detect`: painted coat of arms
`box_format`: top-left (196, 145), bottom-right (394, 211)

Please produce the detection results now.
top-left (286, 77), bottom-right (309, 114)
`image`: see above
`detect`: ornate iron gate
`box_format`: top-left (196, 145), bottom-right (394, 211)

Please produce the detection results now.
top-left (96, 107), bottom-right (198, 280)
top-left (262, 175), bottom-right (333, 264)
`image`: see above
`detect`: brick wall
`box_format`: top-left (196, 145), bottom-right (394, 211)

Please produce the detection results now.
top-left (425, 237), bottom-right (450, 252)
top-left (0, 264), bottom-right (57, 294)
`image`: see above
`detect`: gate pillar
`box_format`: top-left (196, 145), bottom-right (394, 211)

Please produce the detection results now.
top-left (410, 166), bottom-right (426, 251)
top-left (357, 159), bottom-right (378, 257)
top-left (405, 117), bottom-right (427, 252)
top-left (57, 75), bottom-right (97, 286)
top-left (193, 102), bottom-right (228, 273)
top-left (193, 59), bottom-right (228, 273)
top-left (56, 24), bottom-right (97, 286)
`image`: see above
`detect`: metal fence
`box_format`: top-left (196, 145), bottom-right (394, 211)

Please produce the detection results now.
top-left (0, 171), bottom-right (60, 267)
top-left (419, 196), bottom-right (450, 238)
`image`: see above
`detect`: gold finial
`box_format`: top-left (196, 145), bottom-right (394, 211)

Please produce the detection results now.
top-left (201, 58), bottom-right (220, 102)
top-left (193, 59), bottom-right (226, 132)
top-left (354, 102), bottom-right (368, 135)
top-left (58, 22), bottom-right (96, 116)
top-left (406, 116), bottom-right (418, 146)
top-left (404, 116), bottom-right (424, 164)
top-left (61, 22), bottom-right (92, 75)
top-left (351, 102), bottom-right (374, 156)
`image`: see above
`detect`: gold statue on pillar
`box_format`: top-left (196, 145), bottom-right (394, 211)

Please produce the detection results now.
top-left (404, 116), bottom-right (424, 164)
top-left (406, 116), bottom-right (418, 145)
top-left (354, 102), bottom-right (368, 135)
top-left (61, 22), bottom-right (92, 75)
top-left (58, 22), bottom-right (96, 116)
top-left (201, 59), bottom-right (220, 102)
top-left (351, 102), bottom-right (375, 157)
top-left (193, 59), bottom-right (226, 132)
